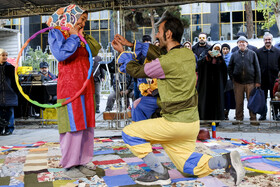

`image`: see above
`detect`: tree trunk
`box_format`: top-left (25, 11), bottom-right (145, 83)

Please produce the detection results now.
top-left (245, 1), bottom-right (254, 39)
top-left (274, 4), bottom-right (280, 35)
top-left (150, 9), bottom-right (156, 42)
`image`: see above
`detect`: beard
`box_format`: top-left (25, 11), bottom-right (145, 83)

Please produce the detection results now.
top-left (199, 40), bottom-right (206, 45)
top-left (41, 70), bottom-right (48, 75)
top-left (265, 42), bottom-right (271, 47)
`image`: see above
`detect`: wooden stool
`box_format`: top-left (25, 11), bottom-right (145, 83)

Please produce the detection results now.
top-left (103, 111), bottom-right (132, 129)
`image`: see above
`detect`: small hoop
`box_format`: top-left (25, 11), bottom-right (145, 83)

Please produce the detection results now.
top-left (241, 155), bottom-right (280, 174)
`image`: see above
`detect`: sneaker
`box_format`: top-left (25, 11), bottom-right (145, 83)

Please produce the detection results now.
top-left (85, 162), bottom-right (96, 170)
top-left (223, 151), bottom-right (245, 186)
top-left (3, 131), bottom-right (12, 136)
top-left (96, 109), bottom-right (100, 113)
top-left (77, 165), bottom-right (96, 176)
top-left (63, 167), bottom-right (86, 179)
top-left (135, 168), bottom-right (171, 186)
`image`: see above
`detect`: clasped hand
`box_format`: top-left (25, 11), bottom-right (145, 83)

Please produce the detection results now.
top-left (112, 34), bottom-right (133, 53)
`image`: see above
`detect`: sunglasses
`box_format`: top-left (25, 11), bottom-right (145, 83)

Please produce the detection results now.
top-left (199, 37), bottom-right (206, 40)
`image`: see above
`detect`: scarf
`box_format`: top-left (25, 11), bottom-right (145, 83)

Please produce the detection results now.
top-left (46, 4), bottom-right (85, 28)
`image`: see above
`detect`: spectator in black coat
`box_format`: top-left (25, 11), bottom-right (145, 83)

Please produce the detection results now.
top-left (0, 49), bottom-right (18, 135)
top-left (192, 32), bottom-right (211, 61)
top-left (228, 36), bottom-right (261, 126)
top-left (256, 33), bottom-right (280, 120)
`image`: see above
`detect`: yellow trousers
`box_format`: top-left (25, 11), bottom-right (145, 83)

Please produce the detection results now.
top-left (122, 117), bottom-right (213, 177)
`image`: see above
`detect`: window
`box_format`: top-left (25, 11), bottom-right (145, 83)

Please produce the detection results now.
top-left (232, 12), bottom-right (243, 22)
top-left (181, 4), bottom-right (191, 14)
top-left (221, 12), bottom-right (230, 23)
top-left (88, 11), bottom-right (111, 49)
top-left (91, 21), bottom-right (99, 30)
top-left (202, 3), bottom-right (210, 13)
top-left (192, 3), bottom-right (202, 13)
top-left (221, 2), bottom-right (243, 12)
top-left (203, 14), bottom-right (212, 24)
top-left (100, 20), bottom-right (108, 29)
top-left (100, 10), bottom-right (109, 19)
top-left (100, 31), bottom-right (109, 48)
top-left (221, 24), bottom-right (231, 40)
top-left (192, 14), bottom-right (201, 25)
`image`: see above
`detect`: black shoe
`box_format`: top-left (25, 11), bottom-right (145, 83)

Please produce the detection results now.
top-left (232, 122), bottom-right (240, 125)
top-left (223, 151), bottom-right (245, 186)
top-left (105, 108), bottom-right (111, 112)
top-left (250, 122), bottom-right (260, 126)
top-left (96, 109), bottom-right (100, 113)
top-left (259, 115), bottom-right (266, 120)
top-left (135, 168), bottom-right (171, 186)
top-left (3, 131), bottom-right (12, 136)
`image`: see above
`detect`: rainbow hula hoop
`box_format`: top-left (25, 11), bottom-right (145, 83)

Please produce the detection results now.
top-left (15, 26), bottom-right (93, 108)
top-left (241, 155), bottom-right (280, 174)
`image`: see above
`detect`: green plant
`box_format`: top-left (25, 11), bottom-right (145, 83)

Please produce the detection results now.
top-left (22, 48), bottom-right (51, 70)
top-left (257, 0), bottom-right (280, 33)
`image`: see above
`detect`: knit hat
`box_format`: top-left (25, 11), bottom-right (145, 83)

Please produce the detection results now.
top-left (212, 43), bottom-right (221, 51)
top-left (237, 36), bottom-right (248, 43)
top-left (222, 43), bottom-right (230, 51)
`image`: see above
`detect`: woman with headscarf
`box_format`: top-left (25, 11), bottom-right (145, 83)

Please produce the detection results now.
top-left (0, 49), bottom-right (18, 136)
top-left (47, 4), bottom-right (101, 179)
top-left (197, 43), bottom-right (227, 122)
top-left (221, 43), bottom-right (235, 120)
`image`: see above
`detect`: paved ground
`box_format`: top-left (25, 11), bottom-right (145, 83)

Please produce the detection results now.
top-left (5, 94), bottom-right (279, 147)
top-left (1, 128), bottom-right (280, 146)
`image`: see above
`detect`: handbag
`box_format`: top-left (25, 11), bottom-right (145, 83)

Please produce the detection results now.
top-left (247, 87), bottom-right (266, 114)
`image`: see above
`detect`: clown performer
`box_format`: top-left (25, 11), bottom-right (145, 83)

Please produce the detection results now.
top-left (112, 16), bottom-right (245, 186)
top-left (47, 4), bottom-right (101, 178)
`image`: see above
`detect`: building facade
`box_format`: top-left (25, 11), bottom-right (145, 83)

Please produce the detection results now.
top-left (3, 2), bottom-right (277, 53)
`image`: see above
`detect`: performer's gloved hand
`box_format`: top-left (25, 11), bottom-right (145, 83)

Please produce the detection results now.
top-left (134, 41), bottom-right (149, 60)
top-left (117, 52), bottom-right (136, 73)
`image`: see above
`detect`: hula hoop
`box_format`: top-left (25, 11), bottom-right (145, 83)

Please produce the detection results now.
top-left (15, 26), bottom-right (93, 108)
top-left (241, 155), bottom-right (280, 174)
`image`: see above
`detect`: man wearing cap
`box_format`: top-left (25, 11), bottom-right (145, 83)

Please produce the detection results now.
top-left (39, 61), bottom-right (56, 81)
top-left (228, 36), bottom-right (261, 126)
top-left (38, 61), bottom-right (57, 104)
top-left (256, 33), bottom-right (280, 120)
top-left (231, 32), bottom-right (257, 53)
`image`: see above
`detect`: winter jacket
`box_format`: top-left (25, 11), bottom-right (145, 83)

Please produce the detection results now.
top-left (192, 42), bottom-right (211, 59)
top-left (228, 49), bottom-right (261, 84)
top-left (256, 46), bottom-right (280, 90)
top-left (0, 62), bottom-right (18, 106)
top-left (38, 71), bottom-right (56, 81)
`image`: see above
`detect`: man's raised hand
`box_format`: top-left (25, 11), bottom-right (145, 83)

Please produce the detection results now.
top-left (112, 39), bottom-right (124, 53)
top-left (114, 34), bottom-right (133, 47)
